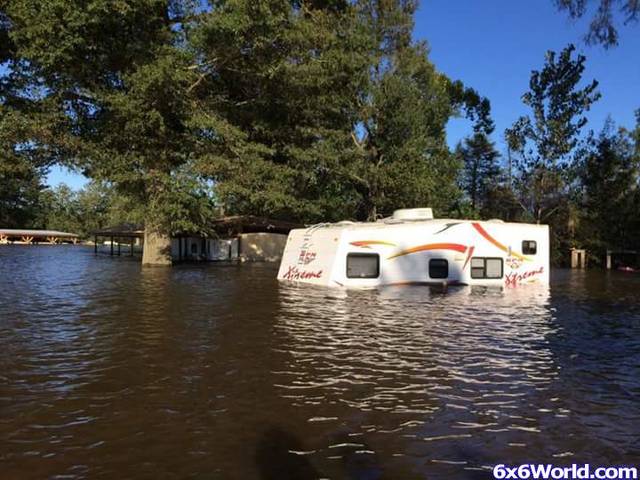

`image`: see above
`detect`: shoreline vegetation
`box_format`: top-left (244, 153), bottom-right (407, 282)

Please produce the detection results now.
top-left (1, 1), bottom-right (639, 267)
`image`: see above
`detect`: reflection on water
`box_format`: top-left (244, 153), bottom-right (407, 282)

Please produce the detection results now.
top-left (1, 246), bottom-right (639, 479)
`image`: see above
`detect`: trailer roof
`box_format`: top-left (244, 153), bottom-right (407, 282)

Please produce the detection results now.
top-left (304, 218), bottom-right (548, 231)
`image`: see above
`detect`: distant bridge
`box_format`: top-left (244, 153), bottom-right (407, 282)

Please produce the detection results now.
top-left (0, 229), bottom-right (80, 245)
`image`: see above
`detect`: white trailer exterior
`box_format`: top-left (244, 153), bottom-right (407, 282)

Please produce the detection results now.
top-left (277, 209), bottom-right (549, 289)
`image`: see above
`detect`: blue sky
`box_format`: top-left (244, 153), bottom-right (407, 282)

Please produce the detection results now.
top-left (417, 0), bottom-right (640, 149)
top-left (38, 1), bottom-right (640, 188)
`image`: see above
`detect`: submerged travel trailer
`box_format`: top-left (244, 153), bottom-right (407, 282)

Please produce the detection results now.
top-left (277, 208), bottom-right (549, 288)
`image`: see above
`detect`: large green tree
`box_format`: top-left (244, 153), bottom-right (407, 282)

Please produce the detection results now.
top-left (345, 0), bottom-right (465, 220)
top-left (191, 0), bottom-right (371, 223)
top-left (1, 0), bottom-right (213, 264)
top-left (0, 155), bottom-right (45, 229)
top-left (3, 0), bottom-right (492, 262)
top-left (193, 0), bottom-right (488, 223)
top-left (506, 45), bottom-right (600, 264)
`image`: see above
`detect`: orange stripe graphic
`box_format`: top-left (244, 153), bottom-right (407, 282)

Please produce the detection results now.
top-left (388, 243), bottom-right (468, 260)
top-left (471, 223), bottom-right (529, 261)
top-left (350, 240), bottom-right (397, 249)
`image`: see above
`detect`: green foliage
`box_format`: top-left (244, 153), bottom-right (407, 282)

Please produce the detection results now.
top-left (191, 0), bottom-right (372, 222)
top-left (2, 0), bottom-right (496, 238)
top-left (1, 0), bottom-right (208, 242)
top-left (575, 120), bottom-right (640, 264)
top-left (36, 181), bottom-right (145, 237)
top-left (507, 44), bottom-right (600, 224)
top-left (191, 0), bottom-right (487, 222)
top-left (456, 133), bottom-right (501, 212)
top-left (555, 0), bottom-right (640, 47)
top-left (340, 1), bottom-right (464, 220)
top-left (0, 155), bottom-right (45, 228)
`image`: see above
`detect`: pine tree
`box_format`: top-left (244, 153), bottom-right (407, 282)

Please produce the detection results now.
top-left (456, 133), bottom-right (500, 212)
top-left (507, 44), bottom-right (600, 225)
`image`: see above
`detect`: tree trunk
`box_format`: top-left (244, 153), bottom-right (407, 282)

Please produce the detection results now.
top-left (142, 227), bottom-right (172, 266)
top-left (367, 203), bottom-right (377, 222)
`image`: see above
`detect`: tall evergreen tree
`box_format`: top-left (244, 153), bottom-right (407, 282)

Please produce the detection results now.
top-left (507, 44), bottom-right (600, 225)
top-left (346, 0), bottom-right (460, 220)
top-left (456, 114), bottom-right (500, 213)
top-left (335, 0), bottom-right (498, 221)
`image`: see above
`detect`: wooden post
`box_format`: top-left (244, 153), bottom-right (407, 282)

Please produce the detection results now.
top-left (571, 249), bottom-right (586, 269)
top-left (117, 239), bottom-right (121, 256)
top-left (110, 236), bottom-right (114, 256)
top-left (94, 235), bottom-right (98, 255)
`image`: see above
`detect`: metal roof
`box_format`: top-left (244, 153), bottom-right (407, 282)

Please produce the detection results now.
top-left (0, 229), bottom-right (79, 238)
top-left (92, 224), bottom-right (145, 237)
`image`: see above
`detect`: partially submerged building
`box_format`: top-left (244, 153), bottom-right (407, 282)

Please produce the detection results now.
top-left (93, 216), bottom-right (302, 262)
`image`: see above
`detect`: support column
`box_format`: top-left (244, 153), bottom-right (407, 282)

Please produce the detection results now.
top-left (110, 236), bottom-right (114, 256)
top-left (94, 235), bottom-right (98, 255)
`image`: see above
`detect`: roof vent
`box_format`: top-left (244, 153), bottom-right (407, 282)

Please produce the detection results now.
top-left (392, 208), bottom-right (434, 221)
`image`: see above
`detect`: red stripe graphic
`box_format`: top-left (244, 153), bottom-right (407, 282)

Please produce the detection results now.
top-left (388, 243), bottom-right (468, 260)
top-left (471, 223), bottom-right (529, 261)
top-left (463, 245), bottom-right (475, 270)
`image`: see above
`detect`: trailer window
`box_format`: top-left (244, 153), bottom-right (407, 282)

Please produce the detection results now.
top-left (346, 253), bottom-right (380, 279)
top-left (470, 258), bottom-right (485, 279)
top-left (486, 258), bottom-right (503, 278)
top-left (470, 257), bottom-right (503, 279)
top-left (522, 240), bottom-right (537, 255)
top-left (429, 259), bottom-right (448, 279)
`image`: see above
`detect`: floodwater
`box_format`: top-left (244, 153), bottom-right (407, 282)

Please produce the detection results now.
top-left (1, 246), bottom-right (639, 480)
